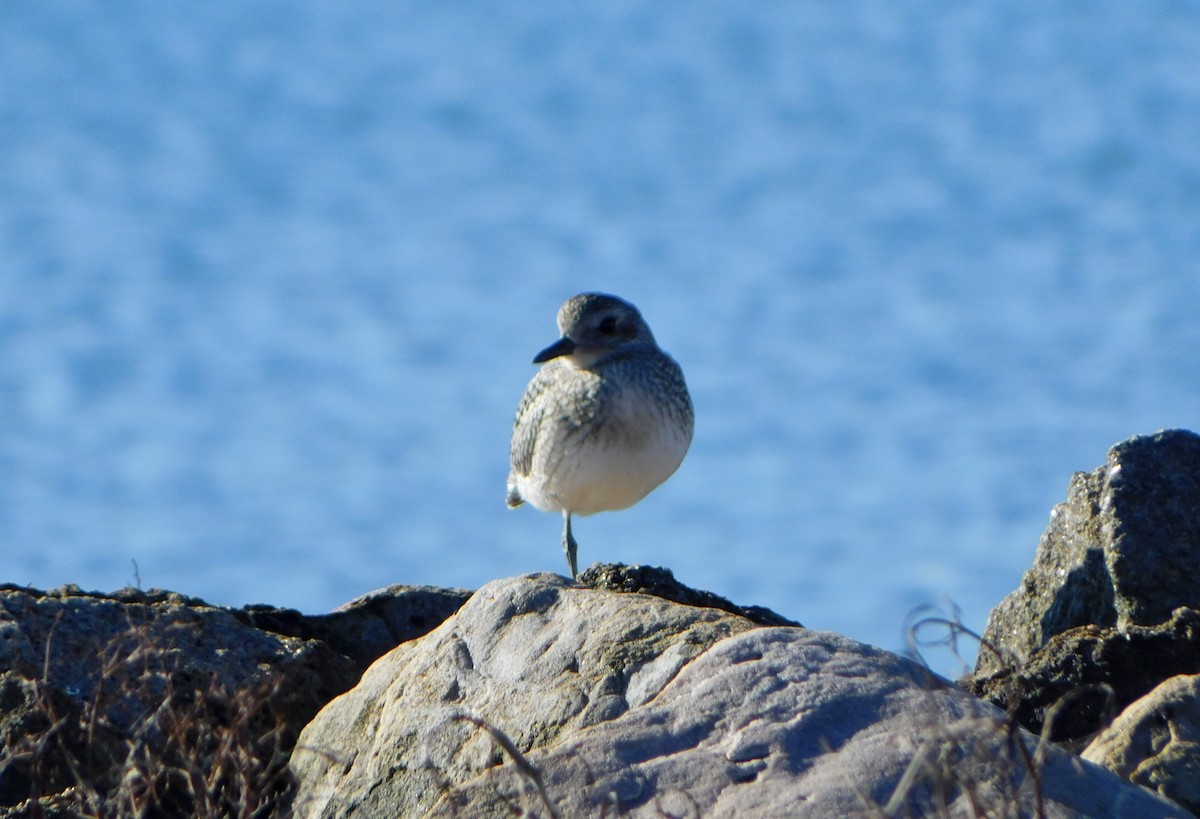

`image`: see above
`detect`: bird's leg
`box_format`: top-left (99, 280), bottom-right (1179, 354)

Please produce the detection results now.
top-left (562, 511), bottom-right (579, 579)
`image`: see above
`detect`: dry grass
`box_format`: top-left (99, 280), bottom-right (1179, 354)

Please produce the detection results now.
top-left (872, 605), bottom-right (1039, 817)
top-left (890, 603), bottom-right (1125, 819)
top-left (1, 610), bottom-right (297, 819)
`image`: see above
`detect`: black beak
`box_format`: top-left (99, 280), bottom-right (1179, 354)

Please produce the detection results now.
top-left (533, 336), bottom-right (576, 364)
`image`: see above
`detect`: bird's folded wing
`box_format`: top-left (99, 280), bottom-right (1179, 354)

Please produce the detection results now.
top-left (509, 364), bottom-right (563, 478)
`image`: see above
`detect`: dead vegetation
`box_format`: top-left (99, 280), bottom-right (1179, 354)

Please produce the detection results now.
top-left (0, 610), bottom-right (297, 819)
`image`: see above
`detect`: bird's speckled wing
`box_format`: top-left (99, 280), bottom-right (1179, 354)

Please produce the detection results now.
top-left (509, 361), bottom-right (569, 482)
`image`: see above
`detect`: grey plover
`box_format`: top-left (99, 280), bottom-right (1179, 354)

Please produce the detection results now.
top-left (507, 293), bottom-right (694, 578)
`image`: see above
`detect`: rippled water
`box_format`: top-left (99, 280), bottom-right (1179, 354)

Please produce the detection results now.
top-left (3, 2), bottom-right (1198, 673)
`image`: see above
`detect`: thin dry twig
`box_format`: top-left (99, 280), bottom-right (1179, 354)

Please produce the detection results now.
top-left (450, 713), bottom-right (561, 819)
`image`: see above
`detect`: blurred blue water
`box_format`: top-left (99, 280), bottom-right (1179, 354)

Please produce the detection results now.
top-left (2, 2), bottom-right (1198, 672)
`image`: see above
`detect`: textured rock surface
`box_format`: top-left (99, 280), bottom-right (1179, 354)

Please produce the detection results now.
top-left (0, 584), bottom-right (358, 734)
top-left (1083, 674), bottom-right (1200, 815)
top-left (968, 607), bottom-right (1200, 744)
top-left (291, 574), bottom-right (1184, 818)
top-left (0, 584), bottom-right (367, 816)
top-left (578, 562), bottom-right (802, 626)
top-left (291, 572), bottom-right (759, 818)
top-left (234, 583), bottom-right (472, 670)
top-left (977, 429), bottom-right (1200, 676)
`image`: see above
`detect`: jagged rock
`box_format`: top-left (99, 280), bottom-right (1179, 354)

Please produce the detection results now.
top-left (234, 583), bottom-right (472, 670)
top-left (1083, 674), bottom-right (1200, 815)
top-left (967, 607), bottom-right (1200, 744)
top-left (0, 791), bottom-right (86, 819)
top-left (579, 562), bottom-right (801, 627)
top-left (0, 583), bottom-right (361, 816)
top-left (0, 671), bottom-right (91, 810)
top-left (977, 430), bottom-right (1200, 677)
top-left (0, 584), bottom-right (359, 732)
top-left (290, 573), bottom-right (1184, 818)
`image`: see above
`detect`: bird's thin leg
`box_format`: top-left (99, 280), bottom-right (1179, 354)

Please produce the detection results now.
top-left (562, 511), bottom-right (579, 579)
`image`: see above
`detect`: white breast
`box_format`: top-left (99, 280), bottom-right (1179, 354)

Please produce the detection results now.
top-left (517, 389), bottom-right (692, 516)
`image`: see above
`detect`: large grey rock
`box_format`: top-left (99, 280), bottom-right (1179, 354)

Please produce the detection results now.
top-left (1083, 673), bottom-right (1200, 815)
top-left (291, 574), bottom-right (1185, 818)
top-left (291, 572), bottom-right (759, 817)
top-left (977, 430), bottom-right (1200, 676)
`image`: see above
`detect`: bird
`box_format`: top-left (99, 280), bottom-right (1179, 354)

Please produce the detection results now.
top-left (507, 292), bottom-right (694, 579)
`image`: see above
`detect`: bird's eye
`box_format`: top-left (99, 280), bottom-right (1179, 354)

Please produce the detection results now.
top-left (597, 316), bottom-right (617, 335)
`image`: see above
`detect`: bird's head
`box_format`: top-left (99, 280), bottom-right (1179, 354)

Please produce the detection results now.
top-left (533, 293), bottom-right (656, 369)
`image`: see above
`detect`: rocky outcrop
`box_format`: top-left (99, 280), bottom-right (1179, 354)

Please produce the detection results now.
top-left (0, 582), bottom-right (468, 818)
top-left (968, 607), bottom-right (1200, 743)
top-left (976, 429), bottom-right (1200, 677)
top-left (7, 430), bottom-right (1200, 817)
top-left (577, 562), bottom-right (801, 626)
top-left (967, 429), bottom-right (1200, 812)
top-left (290, 573), bottom-right (1183, 818)
top-left (1082, 674), bottom-right (1200, 815)
top-left (234, 583), bottom-right (472, 669)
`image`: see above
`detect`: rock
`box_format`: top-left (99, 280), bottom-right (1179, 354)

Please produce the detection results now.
top-left (1083, 674), bottom-right (1200, 815)
top-left (0, 671), bottom-right (87, 809)
top-left (291, 573), bottom-right (1184, 818)
top-left (977, 430), bottom-right (1200, 677)
top-left (0, 583), bottom-right (361, 816)
top-left (291, 571), bottom-right (759, 817)
top-left (1106, 432), bottom-right (1200, 627)
top-left (967, 607), bottom-right (1200, 744)
top-left (233, 583), bottom-right (472, 670)
top-left (579, 562), bottom-right (802, 627)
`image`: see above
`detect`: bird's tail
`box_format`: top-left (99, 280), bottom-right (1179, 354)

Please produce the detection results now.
top-left (505, 481), bottom-right (524, 509)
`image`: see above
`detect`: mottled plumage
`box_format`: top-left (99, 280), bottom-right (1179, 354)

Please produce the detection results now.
top-left (508, 293), bottom-right (694, 578)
